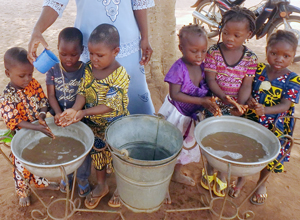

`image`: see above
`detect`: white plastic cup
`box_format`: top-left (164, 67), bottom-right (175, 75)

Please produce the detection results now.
top-left (33, 49), bottom-right (59, 74)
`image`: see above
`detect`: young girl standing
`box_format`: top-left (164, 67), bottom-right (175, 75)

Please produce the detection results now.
top-left (202, 6), bottom-right (258, 197)
top-left (230, 30), bottom-right (300, 204)
top-left (59, 24), bottom-right (130, 209)
top-left (158, 24), bottom-right (218, 188)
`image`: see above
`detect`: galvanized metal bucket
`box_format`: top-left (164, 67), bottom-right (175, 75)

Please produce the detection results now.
top-left (11, 117), bottom-right (94, 179)
top-left (105, 115), bottom-right (183, 212)
top-left (194, 116), bottom-right (281, 176)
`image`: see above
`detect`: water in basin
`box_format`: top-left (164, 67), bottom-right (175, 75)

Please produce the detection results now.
top-left (201, 132), bottom-right (270, 162)
top-left (22, 136), bottom-right (85, 165)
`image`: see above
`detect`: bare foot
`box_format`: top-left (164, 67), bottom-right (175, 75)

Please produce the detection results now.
top-left (165, 189), bottom-right (171, 204)
top-left (85, 184), bottom-right (109, 209)
top-left (228, 177), bottom-right (246, 198)
top-left (19, 196), bottom-right (30, 207)
top-left (172, 170), bottom-right (195, 186)
top-left (250, 182), bottom-right (267, 205)
top-left (108, 189), bottom-right (121, 208)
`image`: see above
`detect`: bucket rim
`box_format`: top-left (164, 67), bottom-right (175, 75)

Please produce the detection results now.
top-left (105, 114), bottom-right (183, 165)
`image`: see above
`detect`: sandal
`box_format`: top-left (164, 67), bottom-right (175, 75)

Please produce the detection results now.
top-left (60, 179), bottom-right (73, 193)
top-left (108, 194), bottom-right (121, 208)
top-left (213, 176), bottom-right (227, 197)
top-left (85, 189), bottom-right (109, 209)
top-left (250, 192), bottom-right (267, 205)
top-left (78, 182), bottom-right (91, 198)
top-left (200, 168), bottom-right (215, 190)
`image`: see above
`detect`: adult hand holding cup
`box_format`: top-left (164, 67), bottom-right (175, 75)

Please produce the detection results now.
top-left (33, 49), bottom-right (59, 74)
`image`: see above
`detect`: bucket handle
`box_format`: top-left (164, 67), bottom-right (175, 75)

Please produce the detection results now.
top-left (106, 142), bottom-right (129, 159)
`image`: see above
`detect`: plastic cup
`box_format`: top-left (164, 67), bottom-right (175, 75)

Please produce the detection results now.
top-left (33, 49), bottom-right (59, 74)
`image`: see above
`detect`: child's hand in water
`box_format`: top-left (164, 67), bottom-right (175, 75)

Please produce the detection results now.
top-left (59, 109), bottom-right (77, 127)
top-left (38, 114), bottom-right (55, 138)
top-left (35, 124), bottom-right (55, 138)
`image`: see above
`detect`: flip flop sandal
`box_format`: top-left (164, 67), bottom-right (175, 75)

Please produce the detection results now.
top-left (84, 189), bottom-right (109, 209)
top-left (60, 179), bottom-right (73, 193)
top-left (78, 182), bottom-right (91, 198)
top-left (108, 194), bottom-right (121, 208)
top-left (213, 176), bottom-right (227, 197)
top-left (200, 168), bottom-right (215, 190)
top-left (250, 192), bottom-right (267, 205)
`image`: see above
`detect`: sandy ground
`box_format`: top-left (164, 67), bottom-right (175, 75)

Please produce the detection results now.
top-left (0, 0), bottom-right (300, 219)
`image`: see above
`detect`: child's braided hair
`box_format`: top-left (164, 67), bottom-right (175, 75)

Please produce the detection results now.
top-left (218, 6), bottom-right (256, 43)
top-left (267, 30), bottom-right (298, 52)
top-left (178, 24), bottom-right (207, 45)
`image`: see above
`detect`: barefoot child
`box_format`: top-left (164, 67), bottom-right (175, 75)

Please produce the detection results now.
top-left (229, 30), bottom-right (300, 204)
top-left (202, 6), bottom-right (258, 197)
top-left (0, 47), bottom-right (58, 207)
top-left (59, 24), bottom-right (130, 209)
top-left (46, 27), bottom-right (91, 197)
top-left (158, 24), bottom-right (218, 188)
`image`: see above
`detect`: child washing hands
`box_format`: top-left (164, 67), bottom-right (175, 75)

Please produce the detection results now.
top-left (158, 24), bottom-right (219, 194)
top-left (202, 6), bottom-right (257, 197)
top-left (229, 30), bottom-right (300, 205)
top-left (59, 24), bottom-right (130, 209)
top-left (46, 27), bottom-right (92, 197)
top-left (0, 47), bottom-right (58, 207)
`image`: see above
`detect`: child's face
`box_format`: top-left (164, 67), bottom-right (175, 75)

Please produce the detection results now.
top-left (266, 41), bottom-right (295, 70)
top-left (179, 34), bottom-right (207, 66)
top-left (58, 39), bottom-right (83, 69)
top-left (221, 20), bottom-right (252, 50)
top-left (5, 63), bottom-right (33, 89)
top-left (88, 42), bottom-right (119, 70)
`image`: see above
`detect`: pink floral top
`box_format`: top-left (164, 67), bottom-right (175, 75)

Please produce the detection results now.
top-left (204, 43), bottom-right (257, 99)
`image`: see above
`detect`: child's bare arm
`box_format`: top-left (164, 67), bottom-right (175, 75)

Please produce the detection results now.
top-left (238, 76), bottom-right (253, 105)
top-left (17, 121), bottom-right (54, 138)
top-left (169, 83), bottom-right (219, 115)
top-left (263, 98), bottom-right (292, 115)
top-left (47, 85), bottom-right (63, 125)
top-left (205, 71), bottom-right (227, 102)
top-left (47, 85), bottom-right (62, 115)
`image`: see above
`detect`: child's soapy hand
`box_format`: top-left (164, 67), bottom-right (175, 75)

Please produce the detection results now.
top-left (224, 96), bottom-right (247, 115)
top-left (246, 97), bottom-right (257, 109)
top-left (201, 97), bottom-right (221, 116)
top-left (59, 109), bottom-right (77, 127)
top-left (209, 96), bottom-right (222, 116)
top-left (54, 113), bottom-right (62, 126)
top-left (254, 103), bottom-right (265, 116)
top-left (230, 105), bottom-right (248, 116)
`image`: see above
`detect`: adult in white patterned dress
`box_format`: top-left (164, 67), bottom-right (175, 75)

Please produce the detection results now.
top-left (28, 0), bottom-right (155, 208)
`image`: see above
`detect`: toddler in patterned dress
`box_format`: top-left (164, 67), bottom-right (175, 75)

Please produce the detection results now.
top-left (0, 47), bottom-right (59, 207)
top-left (59, 24), bottom-right (130, 209)
top-left (158, 24), bottom-right (218, 197)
